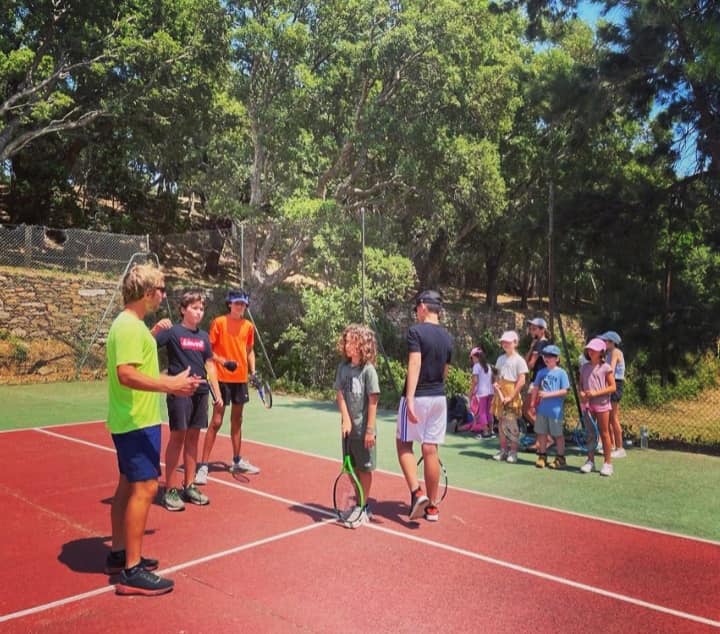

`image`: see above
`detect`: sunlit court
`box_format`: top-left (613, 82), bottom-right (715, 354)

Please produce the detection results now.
top-left (1, 399), bottom-right (719, 632)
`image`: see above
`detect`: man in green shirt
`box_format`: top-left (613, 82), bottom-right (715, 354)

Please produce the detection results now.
top-left (105, 263), bottom-right (202, 596)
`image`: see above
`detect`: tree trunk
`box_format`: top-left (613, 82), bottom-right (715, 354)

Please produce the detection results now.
top-left (485, 245), bottom-right (505, 309)
top-left (417, 229), bottom-right (448, 289)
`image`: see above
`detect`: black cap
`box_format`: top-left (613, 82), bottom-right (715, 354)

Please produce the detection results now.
top-left (414, 290), bottom-right (443, 309)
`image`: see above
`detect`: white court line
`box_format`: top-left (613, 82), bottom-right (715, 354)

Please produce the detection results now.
top-left (0, 420), bottom-right (104, 434)
top-left (0, 522), bottom-right (331, 624)
top-left (242, 436), bottom-right (720, 547)
top-left (15, 422), bottom-right (720, 546)
top-left (367, 523), bottom-right (720, 629)
top-left (12, 426), bottom-right (720, 630)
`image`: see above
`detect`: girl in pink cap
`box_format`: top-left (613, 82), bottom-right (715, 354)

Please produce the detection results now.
top-left (579, 338), bottom-right (617, 476)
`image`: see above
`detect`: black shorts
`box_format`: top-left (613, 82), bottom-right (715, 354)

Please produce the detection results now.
top-left (219, 382), bottom-right (249, 406)
top-left (611, 380), bottom-right (624, 403)
top-left (347, 436), bottom-right (376, 472)
top-left (167, 392), bottom-right (210, 431)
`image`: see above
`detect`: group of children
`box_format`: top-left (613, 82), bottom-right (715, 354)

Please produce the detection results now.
top-left (458, 324), bottom-right (627, 477)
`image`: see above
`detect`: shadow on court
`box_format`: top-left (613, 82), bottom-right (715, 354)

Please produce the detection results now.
top-left (58, 533), bottom-right (147, 575)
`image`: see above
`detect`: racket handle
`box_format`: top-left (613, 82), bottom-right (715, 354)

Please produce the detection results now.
top-left (208, 383), bottom-right (218, 404)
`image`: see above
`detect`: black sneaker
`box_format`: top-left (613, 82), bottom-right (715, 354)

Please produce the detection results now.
top-left (116, 568), bottom-right (174, 596)
top-left (408, 488), bottom-right (430, 520)
top-left (104, 551), bottom-right (159, 575)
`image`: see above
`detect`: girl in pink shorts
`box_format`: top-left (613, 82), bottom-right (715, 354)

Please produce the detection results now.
top-left (579, 338), bottom-right (617, 476)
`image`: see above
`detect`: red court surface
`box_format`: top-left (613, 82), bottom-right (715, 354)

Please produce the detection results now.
top-left (1, 422), bottom-right (719, 633)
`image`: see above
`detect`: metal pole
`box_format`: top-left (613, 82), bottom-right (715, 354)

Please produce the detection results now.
top-left (240, 223), bottom-right (245, 288)
top-left (361, 206), bottom-right (366, 324)
top-left (547, 181), bottom-right (555, 336)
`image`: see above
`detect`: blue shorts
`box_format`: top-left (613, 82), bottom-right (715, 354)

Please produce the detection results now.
top-left (112, 425), bottom-right (162, 483)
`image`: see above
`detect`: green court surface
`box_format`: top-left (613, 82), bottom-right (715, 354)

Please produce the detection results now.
top-left (1, 380), bottom-right (718, 542)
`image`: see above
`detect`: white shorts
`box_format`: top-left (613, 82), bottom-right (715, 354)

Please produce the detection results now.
top-left (396, 396), bottom-right (447, 444)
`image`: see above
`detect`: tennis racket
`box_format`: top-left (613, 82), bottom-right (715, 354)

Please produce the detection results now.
top-left (252, 374), bottom-right (273, 409)
top-left (416, 455), bottom-right (448, 505)
top-left (574, 407), bottom-right (600, 453)
top-left (333, 436), bottom-right (365, 526)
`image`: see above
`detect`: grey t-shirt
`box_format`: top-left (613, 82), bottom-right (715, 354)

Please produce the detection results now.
top-left (334, 362), bottom-right (380, 438)
top-left (495, 353), bottom-right (529, 382)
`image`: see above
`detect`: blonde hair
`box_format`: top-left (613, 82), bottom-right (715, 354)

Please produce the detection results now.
top-left (337, 324), bottom-right (378, 366)
top-left (122, 263), bottom-right (164, 305)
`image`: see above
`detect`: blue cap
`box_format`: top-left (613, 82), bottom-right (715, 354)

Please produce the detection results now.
top-left (541, 344), bottom-right (561, 357)
top-left (527, 317), bottom-right (547, 329)
top-left (225, 289), bottom-right (250, 305)
top-left (599, 330), bottom-right (621, 345)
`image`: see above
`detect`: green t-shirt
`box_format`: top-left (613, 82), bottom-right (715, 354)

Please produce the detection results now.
top-left (334, 361), bottom-right (380, 438)
top-left (106, 310), bottom-right (162, 434)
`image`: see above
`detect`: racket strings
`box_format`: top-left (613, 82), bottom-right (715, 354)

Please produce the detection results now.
top-left (334, 473), bottom-right (361, 520)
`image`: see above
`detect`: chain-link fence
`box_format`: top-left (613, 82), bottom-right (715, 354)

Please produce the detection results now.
top-left (0, 223), bottom-right (718, 454)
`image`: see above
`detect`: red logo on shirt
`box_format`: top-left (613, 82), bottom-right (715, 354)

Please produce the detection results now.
top-left (180, 337), bottom-right (205, 352)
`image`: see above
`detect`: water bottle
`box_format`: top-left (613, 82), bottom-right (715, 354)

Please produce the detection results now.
top-left (640, 425), bottom-right (649, 449)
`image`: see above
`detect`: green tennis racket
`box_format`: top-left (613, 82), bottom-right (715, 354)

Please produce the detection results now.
top-left (333, 436), bottom-right (365, 526)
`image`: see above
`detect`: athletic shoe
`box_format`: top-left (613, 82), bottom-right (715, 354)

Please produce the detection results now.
top-left (163, 488), bottom-right (185, 512)
top-left (548, 455), bottom-right (566, 470)
top-left (611, 448), bottom-right (627, 459)
top-left (183, 484), bottom-right (209, 506)
top-left (493, 450), bottom-right (508, 462)
top-left (342, 507), bottom-right (369, 529)
top-left (104, 552), bottom-right (158, 575)
top-left (363, 503), bottom-right (373, 520)
top-left (230, 457), bottom-right (260, 474)
top-left (408, 488), bottom-right (430, 520)
top-left (194, 464), bottom-right (209, 485)
top-left (424, 505), bottom-right (440, 522)
top-left (580, 459), bottom-right (595, 474)
top-left (506, 451), bottom-right (518, 464)
top-left (535, 454), bottom-right (547, 469)
top-left (600, 462), bottom-right (614, 477)
top-left (475, 431), bottom-right (496, 440)
top-left (116, 568), bottom-right (174, 596)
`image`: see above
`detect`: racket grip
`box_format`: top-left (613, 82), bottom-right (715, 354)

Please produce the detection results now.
top-left (208, 383), bottom-right (218, 404)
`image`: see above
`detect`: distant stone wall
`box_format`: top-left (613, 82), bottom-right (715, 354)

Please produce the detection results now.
top-left (0, 267), bottom-right (117, 341)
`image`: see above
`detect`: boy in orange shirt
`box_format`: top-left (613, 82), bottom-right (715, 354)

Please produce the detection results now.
top-left (195, 289), bottom-right (260, 483)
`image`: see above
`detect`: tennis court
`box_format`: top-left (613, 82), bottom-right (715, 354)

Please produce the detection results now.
top-left (2, 413), bottom-right (719, 632)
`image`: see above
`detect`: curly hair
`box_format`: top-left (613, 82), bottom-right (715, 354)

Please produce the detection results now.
top-left (336, 324), bottom-right (377, 366)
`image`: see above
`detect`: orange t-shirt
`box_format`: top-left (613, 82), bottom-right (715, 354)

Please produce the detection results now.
top-left (209, 315), bottom-right (254, 383)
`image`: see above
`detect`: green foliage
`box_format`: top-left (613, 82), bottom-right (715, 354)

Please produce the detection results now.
top-left (445, 365), bottom-right (471, 397)
top-left (623, 352), bottom-right (720, 408)
top-left (277, 287), bottom-right (353, 389)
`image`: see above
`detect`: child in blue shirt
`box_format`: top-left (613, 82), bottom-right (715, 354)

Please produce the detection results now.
top-left (528, 345), bottom-right (569, 469)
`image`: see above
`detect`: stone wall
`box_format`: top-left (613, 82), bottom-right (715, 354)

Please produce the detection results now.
top-left (0, 267), bottom-right (119, 382)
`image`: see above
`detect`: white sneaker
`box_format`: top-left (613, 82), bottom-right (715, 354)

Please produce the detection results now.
top-left (580, 459), bottom-right (595, 474)
top-left (493, 450), bottom-right (508, 462)
top-left (342, 508), bottom-right (368, 529)
top-left (611, 448), bottom-right (627, 459)
top-left (600, 462), bottom-right (614, 477)
top-left (506, 452), bottom-right (518, 464)
top-left (230, 457), bottom-right (260, 474)
top-left (194, 464), bottom-right (209, 485)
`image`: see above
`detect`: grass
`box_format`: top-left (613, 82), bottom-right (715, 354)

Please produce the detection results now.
top-left (2, 380), bottom-right (719, 542)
